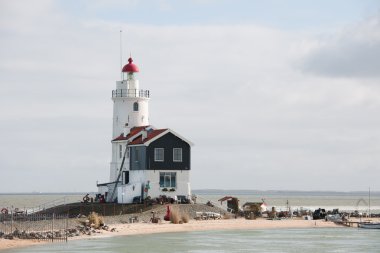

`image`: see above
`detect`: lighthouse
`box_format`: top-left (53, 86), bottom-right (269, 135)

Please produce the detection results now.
top-left (98, 56), bottom-right (193, 204)
top-left (109, 57), bottom-right (150, 183)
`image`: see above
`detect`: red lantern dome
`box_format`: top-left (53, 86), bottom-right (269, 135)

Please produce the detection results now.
top-left (122, 57), bottom-right (139, 73)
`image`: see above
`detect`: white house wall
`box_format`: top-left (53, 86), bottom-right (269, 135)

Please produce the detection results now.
top-left (118, 170), bottom-right (190, 203)
top-left (118, 182), bottom-right (142, 204)
top-left (146, 170), bottom-right (191, 198)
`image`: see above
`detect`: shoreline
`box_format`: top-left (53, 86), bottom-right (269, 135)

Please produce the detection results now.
top-left (0, 218), bottom-right (342, 251)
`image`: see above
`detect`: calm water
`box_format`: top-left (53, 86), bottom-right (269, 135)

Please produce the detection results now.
top-left (196, 190), bottom-right (380, 213)
top-left (3, 228), bottom-right (380, 253)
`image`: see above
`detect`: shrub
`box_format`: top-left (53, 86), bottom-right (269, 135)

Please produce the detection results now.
top-left (170, 208), bottom-right (181, 224)
top-left (181, 213), bottom-right (190, 223)
top-left (88, 212), bottom-right (104, 229)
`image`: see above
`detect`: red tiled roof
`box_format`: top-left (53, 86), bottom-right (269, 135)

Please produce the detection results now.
top-left (129, 129), bottom-right (167, 145)
top-left (111, 126), bottom-right (149, 142)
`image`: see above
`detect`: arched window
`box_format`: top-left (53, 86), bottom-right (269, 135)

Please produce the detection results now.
top-left (133, 102), bottom-right (139, 111)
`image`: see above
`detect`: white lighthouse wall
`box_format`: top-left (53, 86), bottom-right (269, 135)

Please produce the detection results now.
top-left (112, 98), bottom-right (149, 138)
top-left (126, 99), bottom-right (149, 128)
top-left (110, 141), bottom-right (129, 182)
top-left (112, 79), bottom-right (149, 138)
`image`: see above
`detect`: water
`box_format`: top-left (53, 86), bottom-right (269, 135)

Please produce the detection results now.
top-left (1, 191), bottom-right (379, 213)
top-left (0, 194), bottom-right (85, 213)
top-left (2, 228), bottom-right (380, 253)
top-left (195, 191), bottom-right (380, 214)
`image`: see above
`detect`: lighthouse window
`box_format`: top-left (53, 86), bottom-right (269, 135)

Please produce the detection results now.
top-left (154, 148), bottom-right (164, 162)
top-left (159, 172), bottom-right (176, 188)
top-left (173, 148), bottom-right (182, 162)
top-left (119, 145), bottom-right (122, 158)
top-left (133, 102), bottom-right (139, 111)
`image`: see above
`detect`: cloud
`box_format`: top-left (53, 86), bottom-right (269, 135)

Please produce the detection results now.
top-left (299, 13), bottom-right (380, 78)
top-left (1, 1), bottom-right (380, 192)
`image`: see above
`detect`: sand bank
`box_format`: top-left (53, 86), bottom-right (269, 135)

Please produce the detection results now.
top-left (0, 218), bottom-right (341, 251)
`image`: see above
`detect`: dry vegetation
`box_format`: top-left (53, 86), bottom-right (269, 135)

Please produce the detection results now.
top-left (170, 208), bottom-right (181, 224)
top-left (181, 213), bottom-right (189, 223)
top-left (169, 208), bottom-right (189, 224)
top-left (88, 212), bottom-right (104, 229)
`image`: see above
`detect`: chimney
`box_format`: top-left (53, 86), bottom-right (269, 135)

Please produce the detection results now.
top-left (123, 123), bottom-right (130, 137)
top-left (142, 130), bottom-right (147, 141)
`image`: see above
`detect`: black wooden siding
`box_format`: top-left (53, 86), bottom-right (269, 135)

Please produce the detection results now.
top-left (130, 146), bottom-right (147, 170)
top-left (129, 132), bottom-right (191, 171)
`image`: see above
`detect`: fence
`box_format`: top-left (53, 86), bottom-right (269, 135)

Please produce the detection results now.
top-left (0, 213), bottom-right (68, 242)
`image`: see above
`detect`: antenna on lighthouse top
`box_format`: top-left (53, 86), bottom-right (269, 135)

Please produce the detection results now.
top-left (120, 30), bottom-right (123, 80)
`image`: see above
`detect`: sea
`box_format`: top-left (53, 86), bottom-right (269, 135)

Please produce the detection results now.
top-left (2, 228), bottom-right (380, 253)
top-left (1, 190), bottom-right (379, 214)
top-left (1, 191), bottom-right (380, 253)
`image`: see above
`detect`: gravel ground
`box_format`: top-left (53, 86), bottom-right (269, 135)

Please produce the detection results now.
top-left (102, 203), bottom-right (228, 225)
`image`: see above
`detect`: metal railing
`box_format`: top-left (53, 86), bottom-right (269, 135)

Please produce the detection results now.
top-left (27, 196), bottom-right (70, 214)
top-left (112, 89), bottom-right (150, 98)
top-left (0, 213), bottom-right (68, 242)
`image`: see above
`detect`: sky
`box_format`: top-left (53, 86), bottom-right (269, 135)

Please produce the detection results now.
top-left (1, 0), bottom-right (380, 192)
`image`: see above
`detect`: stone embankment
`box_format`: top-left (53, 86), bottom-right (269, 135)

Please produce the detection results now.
top-left (0, 204), bottom-right (226, 241)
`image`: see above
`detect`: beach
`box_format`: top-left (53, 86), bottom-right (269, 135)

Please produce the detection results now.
top-left (1, 194), bottom-right (379, 252)
top-left (0, 218), bottom-right (342, 251)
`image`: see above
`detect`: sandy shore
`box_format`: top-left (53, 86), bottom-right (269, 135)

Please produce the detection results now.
top-left (0, 218), bottom-right (341, 251)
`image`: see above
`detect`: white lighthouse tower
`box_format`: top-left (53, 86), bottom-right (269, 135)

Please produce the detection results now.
top-left (112, 57), bottom-right (149, 138)
top-left (109, 57), bottom-right (150, 185)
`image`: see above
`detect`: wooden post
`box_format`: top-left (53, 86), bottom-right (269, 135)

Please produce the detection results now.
top-left (52, 213), bottom-right (55, 242)
top-left (66, 215), bottom-right (68, 242)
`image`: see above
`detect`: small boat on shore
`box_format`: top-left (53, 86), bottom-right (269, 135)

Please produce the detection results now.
top-left (358, 222), bottom-right (380, 229)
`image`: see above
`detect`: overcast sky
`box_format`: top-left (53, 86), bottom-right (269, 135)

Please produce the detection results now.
top-left (1, 0), bottom-right (380, 192)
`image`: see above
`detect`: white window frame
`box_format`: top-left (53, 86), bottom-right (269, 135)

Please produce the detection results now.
top-left (159, 172), bottom-right (176, 188)
top-left (154, 148), bottom-right (164, 162)
top-left (173, 148), bottom-right (182, 162)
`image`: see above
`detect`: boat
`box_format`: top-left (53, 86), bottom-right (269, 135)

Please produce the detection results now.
top-left (357, 187), bottom-right (380, 229)
top-left (358, 222), bottom-right (380, 229)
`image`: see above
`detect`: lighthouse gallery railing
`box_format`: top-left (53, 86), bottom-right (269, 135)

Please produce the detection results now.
top-left (112, 89), bottom-right (150, 98)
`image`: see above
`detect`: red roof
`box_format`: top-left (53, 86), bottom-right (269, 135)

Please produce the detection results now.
top-left (129, 129), bottom-right (167, 145)
top-left (112, 126), bottom-right (149, 142)
top-left (122, 57), bottom-right (139, 73)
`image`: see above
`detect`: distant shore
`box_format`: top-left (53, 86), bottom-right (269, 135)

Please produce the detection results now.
top-left (0, 218), bottom-right (343, 251)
